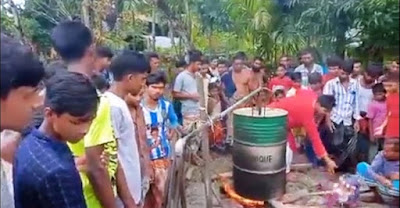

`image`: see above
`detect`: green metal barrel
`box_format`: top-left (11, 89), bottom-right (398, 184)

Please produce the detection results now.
top-left (232, 107), bottom-right (288, 201)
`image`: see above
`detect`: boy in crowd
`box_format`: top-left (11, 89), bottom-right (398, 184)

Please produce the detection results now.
top-left (14, 72), bottom-right (99, 208)
top-left (308, 72), bottom-right (323, 95)
top-left (356, 64), bottom-right (381, 162)
top-left (323, 59), bottom-right (361, 171)
top-left (95, 46), bottom-right (114, 83)
top-left (268, 64), bottom-right (293, 92)
top-left (142, 72), bottom-right (179, 208)
top-left (173, 50), bottom-right (202, 131)
top-left (207, 82), bottom-right (225, 151)
top-left (382, 72), bottom-right (399, 139)
top-left (146, 52), bottom-right (161, 73)
top-left (286, 72), bottom-right (302, 97)
top-left (294, 50), bottom-right (323, 87)
top-left (323, 57), bottom-right (342, 86)
top-left (125, 88), bottom-right (153, 208)
top-left (92, 74), bottom-right (110, 93)
top-left (1, 33), bottom-right (45, 208)
top-left (351, 59), bottom-right (363, 80)
top-left (367, 83), bottom-right (387, 162)
top-left (357, 138), bottom-right (399, 188)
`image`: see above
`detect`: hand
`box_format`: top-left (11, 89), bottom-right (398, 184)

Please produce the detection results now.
top-left (323, 156), bottom-right (338, 174)
top-left (326, 120), bottom-right (336, 133)
top-left (75, 156), bottom-right (87, 172)
top-left (123, 199), bottom-right (139, 208)
top-left (354, 121), bottom-right (360, 133)
top-left (377, 177), bottom-right (392, 188)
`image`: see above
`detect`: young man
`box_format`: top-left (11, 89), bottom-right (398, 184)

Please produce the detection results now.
top-left (173, 50), bottom-right (202, 130)
top-left (323, 59), bottom-right (361, 170)
top-left (14, 72), bottom-right (99, 208)
top-left (95, 46), bottom-right (114, 83)
top-left (252, 56), bottom-right (264, 70)
top-left (279, 55), bottom-right (295, 76)
top-left (104, 52), bottom-right (148, 207)
top-left (351, 59), bottom-right (363, 80)
top-left (323, 56), bottom-right (342, 86)
top-left (146, 52), bottom-right (161, 73)
top-left (267, 92), bottom-right (338, 173)
top-left (1, 33), bottom-right (45, 208)
top-left (230, 54), bottom-right (253, 106)
top-left (294, 50), bottom-right (324, 87)
top-left (51, 20), bottom-right (96, 77)
top-left (141, 72), bottom-right (179, 208)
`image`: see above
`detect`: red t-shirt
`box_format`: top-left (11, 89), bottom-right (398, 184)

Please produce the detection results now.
top-left (385, 92), bottom-right (399, 138)
top-left (268, 76), bottom-right (293, 91)
top-left (267, 91), bottom-right (327, 157)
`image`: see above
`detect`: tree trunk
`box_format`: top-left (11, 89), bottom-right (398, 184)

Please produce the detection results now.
top-left (8, 0), bottom-right (24, 41)
top-left (151, 3), bottom-right (156, 51)
top-left (82, 0), bottom-right (91, 29)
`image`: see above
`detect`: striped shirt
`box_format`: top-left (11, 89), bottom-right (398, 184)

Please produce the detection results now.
top-left (323, 77), bottom-right (361, 126)
top-left (141, 99), bottom-right (179, 160)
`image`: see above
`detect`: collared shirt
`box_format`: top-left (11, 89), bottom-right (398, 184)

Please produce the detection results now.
top-left (294, 63), bottom-right (324, 87)
top-left (141, 99), bottom-right (179, 160)
top-left (323, 77), bottom-right (361, 126)
top-left (14, 128), bottom-right (86, 208)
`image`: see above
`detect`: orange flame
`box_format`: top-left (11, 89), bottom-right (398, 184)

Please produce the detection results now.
top-left (220, 177), bottom-right (265, 207)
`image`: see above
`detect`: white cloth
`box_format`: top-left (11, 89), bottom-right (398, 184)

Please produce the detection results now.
top-left (286, 143), bottom-right (293, 173)
top-left (104, 92), bottom-right (142, 205)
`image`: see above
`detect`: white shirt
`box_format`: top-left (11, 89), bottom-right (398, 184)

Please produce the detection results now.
top-left (323, 77), bottom-right (361, 126)
top-left (358, 81), bottom-right (374, 113)
top-left (104, 92), bottom-right (142, 204)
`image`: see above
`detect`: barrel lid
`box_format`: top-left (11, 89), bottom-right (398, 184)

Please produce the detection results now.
top-left (233, 107), bottom-right (288, 117)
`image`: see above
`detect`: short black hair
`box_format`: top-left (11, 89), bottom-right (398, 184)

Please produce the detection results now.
top-left (317, 95), bottom-right (336, 111)
top-left (308, 72), bottom-right (322, 85)
top-left (45, 72), bottom-right (99, 117)
top-left (372, 83), bottom-right (386, 95)
top-left (95, 46), bottom-right (114, 59)
top-left (342, 59), bottom-right (354, 74)
top-left (290, 72), bottom-right (302, 83)
top-left (188, 49), bottom-right (202, 63)
top-left (233, 52), bottom-right (247, 61)
top-left (353, 59), bottom-right (362, 64)
top-left (44, 60), bottom-right (67, 80)
top-left (235, 51), bottom-right (247, 60)
top-left (50, 20), bottom-right (93, 62)
top-left (366, 63), bottom-right (383, 78)
top-left (254, 56), bottom-right (264, 62)
top-left (146, 52), bottom-right (159, 60)
top-left (299, 49), bottom-right (312, 57)
top-left (110, 52), bottom-right (150, 81)
top-left (208, 82), bottom-right (219, 91)
top-left (274, 89), bottom-right (285, 97)
top-left (1, 33), bottom-right (45, 99)
top-left (175, 58), bottom-right (186, 68)
top-left (146, 71), bottom-right (167, 86)
top-left (91, 74), bottom-right (110, 91)
top-left (326, 56), bottom-right (343, 68)
top-left (217, 59), bottom-right (227, 66)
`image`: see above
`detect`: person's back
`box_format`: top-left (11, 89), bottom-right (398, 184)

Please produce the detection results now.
top-left (220, 70), bottom-right (236, 98)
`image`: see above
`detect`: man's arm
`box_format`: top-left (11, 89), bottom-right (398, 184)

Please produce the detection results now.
top-left (86, 145), bottom-right (117, 208)
top-left (116, 161), bottom-right (137, 208)
top-left (0, 130), bottom-right (21, 163)
top-left (39, 169), bottom-right (87, 208)
top-left (172, 73), bottom-right (197, 100)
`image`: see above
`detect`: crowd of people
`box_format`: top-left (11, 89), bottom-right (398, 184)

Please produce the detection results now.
top-left (1, 19), bottom-right (399, 208)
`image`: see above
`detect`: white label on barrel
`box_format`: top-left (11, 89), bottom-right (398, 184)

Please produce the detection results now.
top-left (233, 141), bottom-right (286, 174)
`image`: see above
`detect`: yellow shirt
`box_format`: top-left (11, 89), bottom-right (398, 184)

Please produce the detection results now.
top-left (68, 96), bottom-right (118, 208)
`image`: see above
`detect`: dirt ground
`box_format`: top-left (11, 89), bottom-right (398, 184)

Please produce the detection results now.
top-left (184, 151), bottom-right (388, 208)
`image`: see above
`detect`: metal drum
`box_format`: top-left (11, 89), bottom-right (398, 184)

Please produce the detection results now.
top-left (232, 107), bottom-right (288, 200)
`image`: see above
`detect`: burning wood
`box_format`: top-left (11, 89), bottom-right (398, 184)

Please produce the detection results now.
top-left (220, 177), bottom-right (265, 207)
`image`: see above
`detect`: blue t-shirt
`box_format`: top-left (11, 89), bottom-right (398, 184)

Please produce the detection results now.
top-left (221, 70), bottom-right (236, 98)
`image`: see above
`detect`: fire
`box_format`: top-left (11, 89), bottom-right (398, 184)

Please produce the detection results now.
top-left (220, 177), bottom-right (265, 207)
